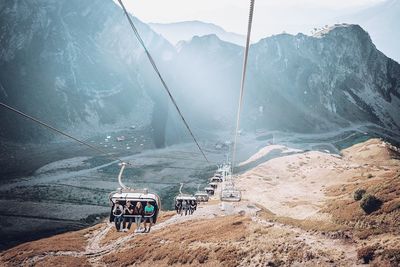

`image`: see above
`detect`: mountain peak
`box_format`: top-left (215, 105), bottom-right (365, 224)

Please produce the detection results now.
top-left (148, 20), bottom-right (245, 46)
top-left (312, 23), bottom-right (370, 40)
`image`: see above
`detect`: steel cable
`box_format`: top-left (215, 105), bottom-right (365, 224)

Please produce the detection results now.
top-left (117, 0), bottom-right (209, 163)
top-left (231, 0), bottom-right (255, 172)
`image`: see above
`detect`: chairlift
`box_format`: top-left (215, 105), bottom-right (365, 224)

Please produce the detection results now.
top-left (220, 171), bottom-right (241, 202)
top-left (209, 182), bottom-right (218, 189)
top-left (210, 176), bottom-right (223, 183)
top-left (109, 163), bottom-right (161, 230)
top-left (194, 184), bottom-right (209, 202)
top-left (220, 186), bottom-right (241, 202)
top-left (194, 191), bottom-right (209, 202)
top-left (175, 194), bottom-right (197, 202)
top-left (174, 183), bottom-right (197, 215)
top-left (204, 186), bottom-right (215, 196)
top-left (174, 183), bottom-right (196, 202)
top-left (216, 163), bottom-right (231, 178)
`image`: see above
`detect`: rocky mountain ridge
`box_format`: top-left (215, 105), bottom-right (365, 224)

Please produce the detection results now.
top-left (0, 1), bottom-right (399, 147)
top-left (149, 20), bottom-right (246, 46)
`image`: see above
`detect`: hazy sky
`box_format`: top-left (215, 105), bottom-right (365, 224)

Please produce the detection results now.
top-left (120, 0), bottom-right (385, 40)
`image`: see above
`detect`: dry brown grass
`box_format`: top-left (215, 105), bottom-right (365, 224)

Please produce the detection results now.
top-left (2, 139), bottom-right (399, 267)
top-left (0, 225), bottom-right (96, 266)
top-left (103, 215), bottom-right (250, 267)
top-left (100, 211), bottom-right (176, 246)
top-left (357, 245), bottom-right (377, 263)
top-left (255, 204), bottom-right (346, 233)
top-left (324, 174), bottom-right (400, 238)
top-left (322, 139), bottom-right (400, 239)
top-left (35, 256), bottom-right (91, 267)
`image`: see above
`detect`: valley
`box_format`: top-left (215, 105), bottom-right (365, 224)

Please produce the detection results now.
top-left (0, 124), bottom-right (398, 252)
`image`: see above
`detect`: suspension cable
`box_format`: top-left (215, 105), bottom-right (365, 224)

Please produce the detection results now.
top-left (231, 0), bottom-right (255, 172)
top-left (117, 0), bottom-right (209, 163)
top-left (0, 102), bottom-right (126, 164)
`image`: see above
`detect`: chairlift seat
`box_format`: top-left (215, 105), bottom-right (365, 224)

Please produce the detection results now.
top-left (204, 186), bottom-right (215, 195)
top-left (220, 188), bottom-right (241, 202)
top-left (109, 189), bottom-right (161, 223)
top-left (175, 194), bottom-right (196, 202)
top-left (210, 176), bottom-right (223, 183)
top-left (194, 192), bottom-right (209, 202)
top-left (209, 182), bottom-right (218, 189)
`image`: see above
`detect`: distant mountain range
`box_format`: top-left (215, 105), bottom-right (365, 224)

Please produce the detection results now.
top-left (149, 21), bottom-right (245, 46)
top-left (0, 0), bottom-right (399, 146)
top-left (149, 1), bottom-right (400, 64)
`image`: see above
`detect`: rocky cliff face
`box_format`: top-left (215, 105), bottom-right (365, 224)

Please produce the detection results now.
top-left (0, 0), bottom-right (174, 146)
top-left (173, 25), bottom-right (400, 134)
top-left (244, 24), bottom-right (400, 133)
top-left (0, 0), bottom-right (399, 145)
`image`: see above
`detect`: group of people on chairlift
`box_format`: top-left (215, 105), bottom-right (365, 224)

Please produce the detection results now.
top-left (175, 199), bottom-right (197, 216)
top-left (113, 200), bottom-right (155, 233)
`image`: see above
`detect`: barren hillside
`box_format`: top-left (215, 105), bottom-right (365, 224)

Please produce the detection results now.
top-left (0, 138), bottom-right (399, 266)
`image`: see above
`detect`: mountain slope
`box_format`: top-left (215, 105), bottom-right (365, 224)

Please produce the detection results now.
top-left (0, 0), bottom-right (399, 148)
top-left (1, 138), bottom-right (399, 266)
top-left (244, 24), bottom-right (400, 133)
top-left (0, 0), bottom-right (175, 146)
top-left (169, 24), bottom-right (400, 135)
top-left (149, 20), bottom-right (245, 46)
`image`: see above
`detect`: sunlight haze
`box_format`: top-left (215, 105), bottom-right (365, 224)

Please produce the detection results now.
top-left (121, 0), bottom-right (385, 40)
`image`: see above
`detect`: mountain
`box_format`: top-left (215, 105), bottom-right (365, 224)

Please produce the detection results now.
top-left (244, 24), bottom-right (400, 133)
top-left (168, 34), bottom-right (243, 133)
top-left (0, 0), bottom-right (175, 147)
top-left (149, 20), bottom-right (245, 46)
top-left (0, 0), bottom-right (399, 150)
top-left (171, 24), bottom-right (400, 135)
top-left (341, 0), bottom-right (400, 63)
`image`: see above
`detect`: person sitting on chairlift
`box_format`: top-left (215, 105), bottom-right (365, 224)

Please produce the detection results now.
top-left (184, 200), bottom-right (190, 216)
top-left (144, 201), bottom-right (154, 233)
top-left (133, 202), bottom-right (144, 233)
top-left (122, 200), bottom-right (134, 232)
top-left (113, 200), bottom-right (124, 231)
top-left (175, 199), bottom-right (182, 215)
top-left (190, 200), bottom-right (197, 215)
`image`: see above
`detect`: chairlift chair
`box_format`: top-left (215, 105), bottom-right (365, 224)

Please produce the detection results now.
top-left (175, 194), bottom-right (196, 202)
top-left (214, 173), bottom-right (223, 178)
top-left (194, 191), bottom-right (209, 202)
top-left (220, 186), bottom-right (241, 202)
top-left (204, 186), bottom-right (215, 196)
top-left (174, 183), bottom-right (197, 209)
top-left (210, 176), bottom-right (223, 183)
top-left (109, 163), bottom-right (161, 228)
top-left (209, 182), bottom-right (218, 189)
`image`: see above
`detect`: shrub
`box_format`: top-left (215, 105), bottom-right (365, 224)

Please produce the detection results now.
top-left (367, 173), bottom-right (374, 179)
top-left (381, 249), bottom-right (400, 266)
top-left (354, 189), bottom-right (366, 201)
top-left (357, 246), bottom-right (376, 264)
top-left (360, 195), bottom-right (382, 214)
